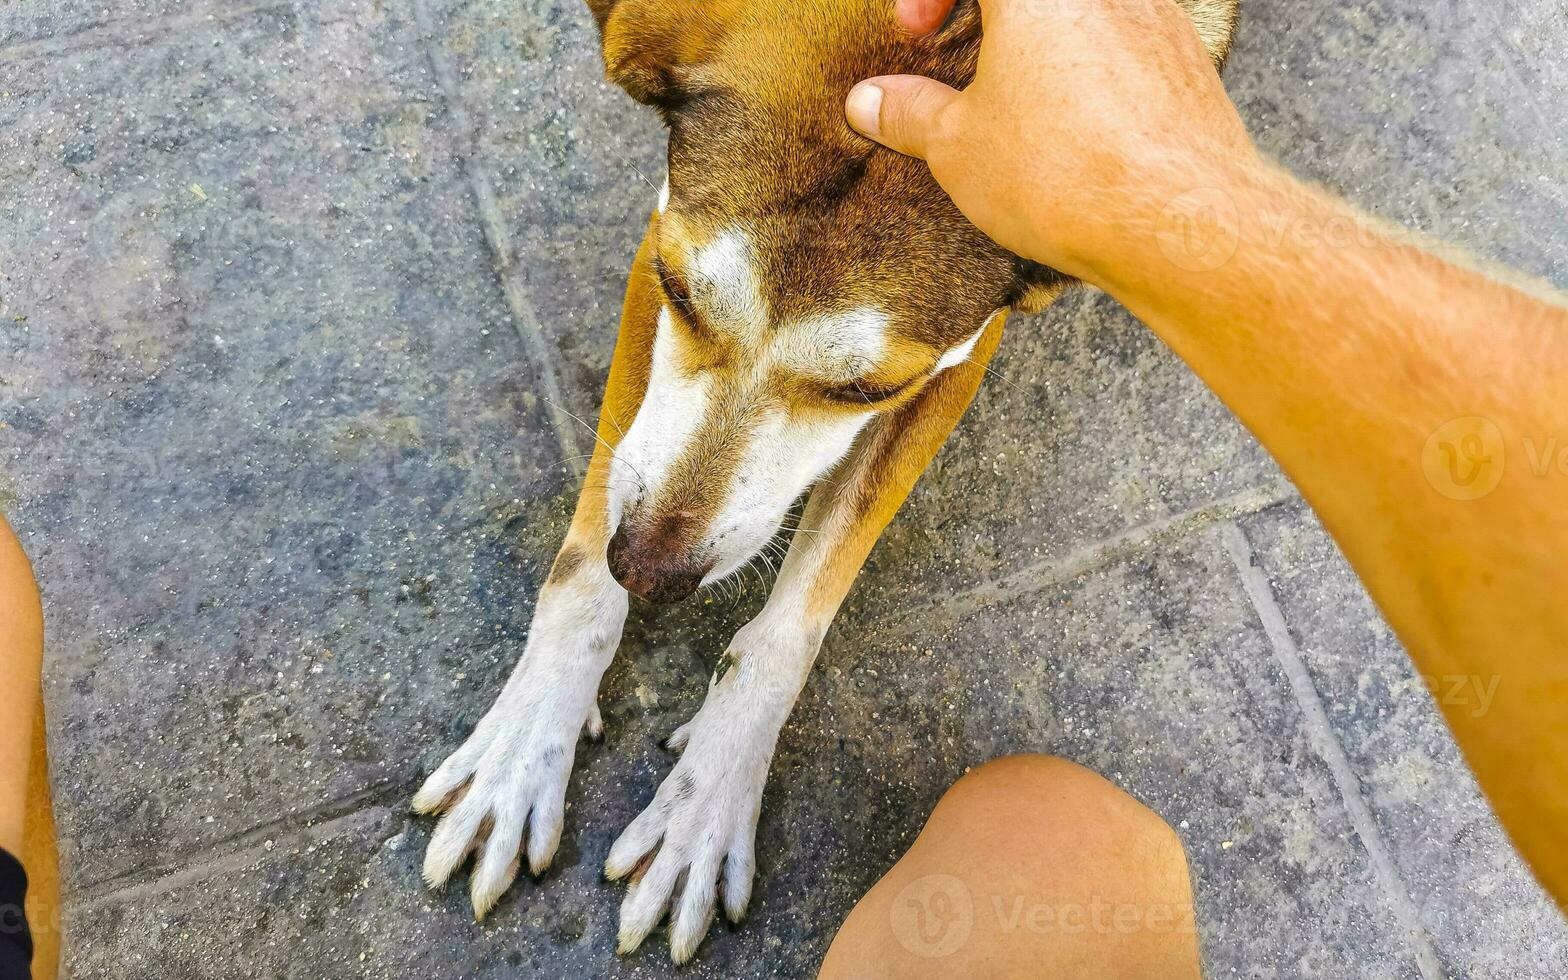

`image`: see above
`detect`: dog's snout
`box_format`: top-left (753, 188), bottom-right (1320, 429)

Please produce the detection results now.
top-left (606, 516), bottom-right (708, 604)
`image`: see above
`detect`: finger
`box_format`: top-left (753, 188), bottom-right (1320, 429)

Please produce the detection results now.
top-left (720, 835), bottom-right (756, 924)
top-left (616, 848), bottom-right (683, 955)
top-left (896, 0), bottom-right (958, 34)
top-left (423, 794), bottom-right (489, 888)
top-left (411, 779), bottom-right (468, 819)
top-left (605, 804), bottom-right (667, 880)
top-left (412, 735), bottom-right (491, 814)
top-left (668, 853), bottom-right (721, 964)
top-left (469, 803), bottom-right (527, 920)
top-left (525, 791), bottom-right (565, 876)
top-left (845, 74), bottom-right (961, 160)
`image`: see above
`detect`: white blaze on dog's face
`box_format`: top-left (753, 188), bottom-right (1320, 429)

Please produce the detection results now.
top-left (604, 210), bottom-right (982, 603)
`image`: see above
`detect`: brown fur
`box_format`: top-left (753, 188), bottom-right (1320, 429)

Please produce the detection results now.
top-left (546, 544), bottom-right (587, 585)
top-left (559, 225), bottom-right (659, 545)
top-left (595, 0), bottom-right (1239, 333)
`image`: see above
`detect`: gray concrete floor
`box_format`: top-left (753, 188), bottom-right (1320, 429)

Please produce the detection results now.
top-left (2, 0), bottom-right (1566, 977)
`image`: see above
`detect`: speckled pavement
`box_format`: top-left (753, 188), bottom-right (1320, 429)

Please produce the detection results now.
top-left (1, 1), bottom-right (1565, 977)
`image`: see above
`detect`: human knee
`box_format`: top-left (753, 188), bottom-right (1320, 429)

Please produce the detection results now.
top-left (932, 755), bottom-right (1186, 867)
top-left (0, 519), bottom-right (43, 653)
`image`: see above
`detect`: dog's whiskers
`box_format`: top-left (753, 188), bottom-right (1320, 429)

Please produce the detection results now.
top-left (544, 396), bottom-right (649, 493)
top-left (777, 521), bottom-right (822, 535)
top-left (618, 153), bottom-right (660, 194)
top-left (980, 362), bottom-right (1027, 394)
top-left (599, 407), bottom-right (628, 440)
top-left (541, 453), bottom-right (599, 473)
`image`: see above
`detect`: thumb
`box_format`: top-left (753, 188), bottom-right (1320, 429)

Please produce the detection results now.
top-left (844, 74), bottom-right (960, 159)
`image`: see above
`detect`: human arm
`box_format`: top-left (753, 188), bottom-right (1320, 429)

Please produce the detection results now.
top-left (847, 0), bottom-right (1568, 904)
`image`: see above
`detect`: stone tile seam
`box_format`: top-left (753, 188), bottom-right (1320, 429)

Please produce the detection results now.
top-left (409, 0), bottom-right (586, 477)
top-left (68, 778), bottom-right (412, 910)
top-left (861, 479), bottom-right (1298, 642)
top-left (1218, 521), bottom-right (1448, 980)
top-left (0, 2), bottom-right (294, 64)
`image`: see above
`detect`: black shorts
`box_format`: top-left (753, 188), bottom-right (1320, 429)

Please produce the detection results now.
top-left (0, 849), bottom-right (30, 980)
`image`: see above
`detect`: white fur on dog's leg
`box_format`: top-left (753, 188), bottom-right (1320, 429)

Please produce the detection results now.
top-left (669, 853), bottom-right (721, 964)
top-left (584, 701), bottom-right (604, 741)
top-left (417, 567), bottom-right (627, 917)
top-left (412, 722), bottom-right (493, 814)
top-left (722, 836), bottom-right (755, 923)
top-left (617, 849), bottom-right (683, 955)
top-left (609, 607), bottom-right (822, 961)
top-left (526, 792), bottom-right (565, 876)
top-left (469, 805), bottom-right (527, 919)
top-left (663, 716), bottom-right (695, 753)
top-left (423, 792), bottom-right (490, 888)
top-left (605, 806), bottom-right (666, 881)
top-left (410, 773), bottom-right (462, 816)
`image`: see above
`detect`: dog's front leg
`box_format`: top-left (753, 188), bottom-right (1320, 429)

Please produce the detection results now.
top-left (607, 310), bottom-right (1013, 963)
top-left (413, 529), bottom-right (624, 916)
top-left (414, 228), bottom-right (664, 917)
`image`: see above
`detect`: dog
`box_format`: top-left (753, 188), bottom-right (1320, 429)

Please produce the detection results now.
top-left (414, 0), bottom-right (1240, 963)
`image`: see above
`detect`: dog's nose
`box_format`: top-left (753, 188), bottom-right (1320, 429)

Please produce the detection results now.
top-left (606, 521), bottom-right (707, 604)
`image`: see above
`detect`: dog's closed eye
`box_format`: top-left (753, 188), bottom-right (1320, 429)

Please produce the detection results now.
top-left (820, 378), bottom-right (914, 407)
top-left (653, 257), bottom-right (695, 317)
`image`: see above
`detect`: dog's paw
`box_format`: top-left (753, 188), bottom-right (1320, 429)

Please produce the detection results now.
top-left (413, 692), bottom-right (604, 919)
top-left (605, 691), bottom-right (777, 963)
top-left (414, 570), bottom-right (626, 919)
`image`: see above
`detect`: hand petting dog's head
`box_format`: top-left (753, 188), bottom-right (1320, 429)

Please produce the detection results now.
top-left (589, 0), bottom-right (1237, 602)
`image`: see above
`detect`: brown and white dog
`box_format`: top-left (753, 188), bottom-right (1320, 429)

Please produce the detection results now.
top-left (415, 0), bottom-right (1239, 963)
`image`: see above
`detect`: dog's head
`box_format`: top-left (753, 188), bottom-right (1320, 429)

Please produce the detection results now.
top-left (589, 0), bottom-right (1239, 603)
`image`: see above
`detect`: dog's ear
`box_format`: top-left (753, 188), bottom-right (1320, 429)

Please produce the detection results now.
top-left (1005, 260), bottom-right (1073, 315)
top-left (586, 0), bottom-right (734, 113)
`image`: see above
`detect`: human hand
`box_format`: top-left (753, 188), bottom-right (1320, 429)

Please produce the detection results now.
top-left (845, 0), bottom-right (1258, 287)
